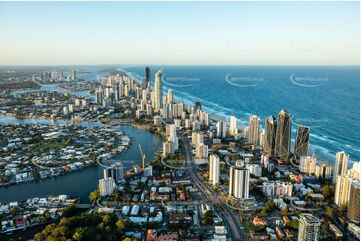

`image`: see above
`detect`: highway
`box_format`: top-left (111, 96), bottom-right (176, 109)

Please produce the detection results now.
top-left (181, 136), bottom-right (247, 241)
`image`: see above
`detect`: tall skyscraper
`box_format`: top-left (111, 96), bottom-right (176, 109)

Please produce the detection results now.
top-left (297, 214), bottom-right (321, 241)
top-left (347, 182), bottom-right (360, 223)
top-left (72, 69), bottom-right (77, 81)
top-left (315, 163), bottom-right (332, 180)
top-left (144, 66), bottom-right (150, 89)
top-left (154, 70), bottom-right (163, 112)
top-left (216, 121), bottom-right (227, 138)
top-left (209, 154), bottom-right (220, 186)
top-left (96, 87), bottom-right (104, 105)
top-left (335, 175), bottom-right (353, 206)
top-left (167, 89), bottom-right (173, 104)
top-left (98, 178), bottom-right (115, 196)
top-left (263, 115), bottom-right (277, 155)
top-left (103, 162), bottom-right (124, 183)
top-left (275, 110), bottom-right (291, 161)
top-left (194, 101), bottom-right (202, 111)
top-left (229, 116), bottom-right (238, 136)
top-left (294, 125), bottom-right (310, 158)
top-left (333, 151), bottom-right (349, 184)
top-left (229, 165), bottom-right (249, 199)
top-left (299, 156), bottom-right (317, 175)
top-left (247, 115), bottom-right (260, 144)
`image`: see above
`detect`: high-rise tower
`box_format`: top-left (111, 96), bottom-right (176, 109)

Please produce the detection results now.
top-left (347, 182), bottom-right (360, 223)
top-left (297, 214), bottom-right (321, 241)
top-left (263, 116), bottom-right (277, 155)
top-left (333, 151), bottom-right (349, 184)
top-left (275, 110), bottom-right (291, 161)
top-left (229, 165), bottom-right (249, 199)
top-left (248, 115), bottom-right (260, 144)
top-left (294, 125), bottom-right (310, 158)
top-left (144, 66), bottom-right (150, 89)
top-left (154, 70), bottom-right (163, 112)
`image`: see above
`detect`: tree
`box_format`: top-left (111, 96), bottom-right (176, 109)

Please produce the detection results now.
top-left (260, 208), bottom-right (267, 216)
top-left (264, 199), bottom-right (275, 212)
top-left (72, 227), bottom-right (87, 240)
top-left (62, 205), bottom-right (78, 217)
top-left (89, 189), bottom-right (100, 204)
top-left (326, 207), bottom-right (334, 218)
top-left (123, 237), bottom-right (135, 241)
top-left (338, 205), bottom-right (347, 213)
top-left (287, 220), bottom-right (299, 230)
top-left (116, 219), bottom-right (129, 233)
top-left (281, 208), bottom-right (288, 216)
top-left (321, 185), bottom-right (334, 200)
top-left (202, 210), bottom-right (214, 225)
top-left (102, 215), bottom-right (112, 225)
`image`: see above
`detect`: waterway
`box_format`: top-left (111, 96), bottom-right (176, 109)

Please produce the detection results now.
top-left (0, 117), bottom-right (163, 204)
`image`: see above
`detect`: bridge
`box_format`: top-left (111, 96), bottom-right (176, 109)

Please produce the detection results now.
top-left (76, 204), bottom-right (93, 209)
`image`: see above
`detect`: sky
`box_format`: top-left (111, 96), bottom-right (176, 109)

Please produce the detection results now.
top-left (0, 1), bottom-right (359, 65)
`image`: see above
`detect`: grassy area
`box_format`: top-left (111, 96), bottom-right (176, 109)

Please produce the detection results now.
top-left (164, 159), bottom-right (184, 168)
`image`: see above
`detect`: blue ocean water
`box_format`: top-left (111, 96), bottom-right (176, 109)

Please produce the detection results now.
top-left (120, 65), bottom-right (360, 164)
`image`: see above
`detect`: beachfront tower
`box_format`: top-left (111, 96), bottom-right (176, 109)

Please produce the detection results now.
top-left (154, 70), bottom-right (163, 112)
top-left (248, 115), bottom-right (260, 145)
top-left (294, 125), bottom-right (310, 158)
top-left (333, 151), bottom-right (349, 184)
top-left (144, 66), bottom-right (150, 89)
top-left (264, 116), bottom-right (277, 155)
top-left (275, 110), bottom-right (291, 162)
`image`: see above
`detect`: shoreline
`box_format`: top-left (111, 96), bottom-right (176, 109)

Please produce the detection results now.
top-left (120, 68), bottom-right (359, 164)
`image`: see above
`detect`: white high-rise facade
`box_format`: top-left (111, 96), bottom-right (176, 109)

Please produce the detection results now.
top-left (335, 175), bottom-right (353, 206)
top-left (333, 151), bottom-right (349, 183)
top-left (298, 214), bottom-right (321, 241)
top-left (229, 116), bottom-right (238, 136)
top-left (299, 156), bottom-right (317, 175)
top-left (99, 178), bottom-right (115, 196)
top-left (216, 121), bottom-right (227, 138)
top-left (166, 124), bottom-right (178, 150)
top-left (229, 165), bottom-right (249, 199)
top-left (154, 70), bottom-right (163, 112)
top-left (167, 89), bottom-right (173, 104)
top-left (248, 115), bottom-right (260, 145)
top-left (209, 154), bottom-right (220, 185)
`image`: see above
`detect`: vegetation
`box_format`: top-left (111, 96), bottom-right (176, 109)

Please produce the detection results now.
top-left (321, 185), bottom-right (334, 201)
top-left (201, 210), bottom-right (214, 225)
top-left (34, 213), bottom-right (130, 241)
top-left (89, 189), bottom-right (100, 204)
top-left (260, 198), bottom-right (275, 215)
top-left (286, 220), bottom-right (299, 230)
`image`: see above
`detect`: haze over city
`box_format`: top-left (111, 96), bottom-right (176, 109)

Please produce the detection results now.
top-left (0, 1), bottom-right (359, 65)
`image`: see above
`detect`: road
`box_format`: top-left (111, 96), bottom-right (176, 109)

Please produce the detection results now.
top-left (181, 136), bottom-right (247, 240)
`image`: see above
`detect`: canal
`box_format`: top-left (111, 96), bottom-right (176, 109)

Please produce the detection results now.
top-left (0, 118), bottom-right (163, 204)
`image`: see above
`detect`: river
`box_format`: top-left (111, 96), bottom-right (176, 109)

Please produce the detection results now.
top-left (0, 117), bottom-right (163, 204)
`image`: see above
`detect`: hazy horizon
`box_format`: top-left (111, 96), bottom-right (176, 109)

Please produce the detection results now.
top-left (0, 1), bottom-right (359, 65)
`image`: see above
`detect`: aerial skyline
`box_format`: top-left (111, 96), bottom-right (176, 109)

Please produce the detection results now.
top-left (0, 1), bottom-right (359, 65)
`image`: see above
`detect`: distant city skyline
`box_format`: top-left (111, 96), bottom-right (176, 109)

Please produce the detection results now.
top-left (0, 1), bottom-right (359, 65)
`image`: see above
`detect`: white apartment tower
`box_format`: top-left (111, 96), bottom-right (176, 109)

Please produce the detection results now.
top-left (333, 151), bottom-right (349, 184)
top-left (229, 116), bottom-right (238, 136)
top-left (229, 165), bottom-right (250, 199)
top-left (248, 115), bottom-right (260, 145)
top-left (154, 70), bottom-right (163, 112)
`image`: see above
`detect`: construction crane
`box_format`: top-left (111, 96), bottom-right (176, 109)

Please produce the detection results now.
top-left (139, 144), bottom-right (146, 169)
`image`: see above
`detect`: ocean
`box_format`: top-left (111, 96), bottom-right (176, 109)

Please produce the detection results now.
top-left (119, 65), bottom-right (360, 164)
